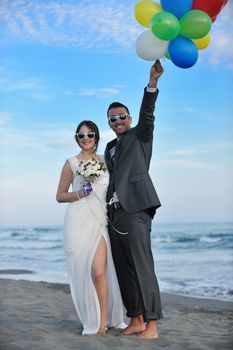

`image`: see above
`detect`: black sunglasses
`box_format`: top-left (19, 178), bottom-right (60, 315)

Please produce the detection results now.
top-left (108, 113), bottom-right (130, 124)
top-left (76, 132), bottom-right (95, 139)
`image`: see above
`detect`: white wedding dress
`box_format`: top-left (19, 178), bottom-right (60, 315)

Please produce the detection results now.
top-left (63, 155), bottom-right (125, 335)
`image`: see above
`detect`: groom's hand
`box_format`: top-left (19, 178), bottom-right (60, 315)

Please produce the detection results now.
top-left (148, 60), bottom-right (164, 89)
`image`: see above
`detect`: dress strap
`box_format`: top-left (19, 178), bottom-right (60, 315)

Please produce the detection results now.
top-left (68, 157), bottom-right (78, 175)
top-left (97, 154), bottom-right (105, 164)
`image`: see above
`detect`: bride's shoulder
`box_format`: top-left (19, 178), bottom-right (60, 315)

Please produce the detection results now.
top-left (66, 155), bottom-right (80, 171)
top-left (97, 154), bottom-right (105, 162)
top-left (67, 155), bottom-right (79, 163)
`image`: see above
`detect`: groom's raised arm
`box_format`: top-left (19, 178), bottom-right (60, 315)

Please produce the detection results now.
top-left (136, 60), bottom-right (164, 142)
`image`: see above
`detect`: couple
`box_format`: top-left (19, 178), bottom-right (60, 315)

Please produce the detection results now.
top-left (56, 60), bottom-right (164, 339)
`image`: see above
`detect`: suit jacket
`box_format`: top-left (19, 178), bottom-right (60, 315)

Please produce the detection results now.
top-left (104, 87), bottom-right (161, 218)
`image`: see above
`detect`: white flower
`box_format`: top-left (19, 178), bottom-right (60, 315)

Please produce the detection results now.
top-left (84, 169), bottom-right (92, 177)
top-left (76, 158), bottom-right (106, 180)
top-left (92, 165), bottom-right (98, 171)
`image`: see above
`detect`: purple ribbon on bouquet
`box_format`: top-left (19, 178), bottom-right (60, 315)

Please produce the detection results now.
top-left (81, 180), bottom-right (93, 196)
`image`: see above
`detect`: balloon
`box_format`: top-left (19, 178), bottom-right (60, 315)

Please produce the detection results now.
top-left (161, 0), bottom-right (193, 19)
top-left (134, 0), bottom-right (163, 28)
top-left (211, 16), bottom-right (217, 23)
top-left (165, 51), bottom-right (170, 59)
top-left (179, 10), bottom-right (212, 39)
top-left (135, 30), bottom-right (169, 61)
top-left (150, 11), bottom-right (180, 41)
top-left (168, 36), bottom-right (198, 68)
top-left (192, 33), bottom-right (210, 50)
top-left (192, 0), bottom-right (228, 18)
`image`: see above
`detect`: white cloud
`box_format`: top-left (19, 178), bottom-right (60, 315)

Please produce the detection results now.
top-left (0, 112), bottom-right (13, 127)
top-left (170, 149), bottom-right (211, 157)
top-left (63, 87), bottom-right (121, 98)
top-left (79, 87), bottom-right (120, 98)
top-left (1, 125), bottom-right (73, 151)
top-left (0, 0), bottom-right (140, 50)
top-left (170, 142), bottom-right (233, 156)
top-left (0, 64), bottom-right (126, 101)
top-left (0, 121), bottom-right (114, 156)
top-left (151, 142), bottom-right (233, 172)
top-left (164, 105), bottom-right (232, 123)
top-left (1, 0), bottom-right (232, 67)
top-left (154, 159), bottom-right (215, 170)
top-left (206, 2), bottom-right (233, 69)
top-left (181, 106), bottom-right (214, 119)
top-left (0, 70), bottom-right (54, 100)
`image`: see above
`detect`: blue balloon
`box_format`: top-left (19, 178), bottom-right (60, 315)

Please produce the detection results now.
top-left (168, 36), bottom-right (198, 69)
top-left (161, 0), bottom-right (193, 19)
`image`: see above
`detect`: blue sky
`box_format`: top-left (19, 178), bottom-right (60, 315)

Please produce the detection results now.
top-left (0, 0), bottom-right (232, 226)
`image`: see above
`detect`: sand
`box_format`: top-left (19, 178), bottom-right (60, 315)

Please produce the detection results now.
top-left (0, 278), bottom-right (233, 350)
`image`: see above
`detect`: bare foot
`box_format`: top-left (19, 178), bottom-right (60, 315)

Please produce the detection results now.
top-left (123, 324), bottom-right (146, 335)
top-left (122, 315), bottom-right (145, 335)
top-left (97, 326), bottom-right (108, 336)
top-left (138, 320), bottom-right (159, 339)
top-left (138, 329), bottom-right (158, 339)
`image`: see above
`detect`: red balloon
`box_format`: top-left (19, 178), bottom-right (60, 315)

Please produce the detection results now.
top-left (192, 0), bottom-right (228, 18)
top-left (211, 15), bottom-right (217, 23)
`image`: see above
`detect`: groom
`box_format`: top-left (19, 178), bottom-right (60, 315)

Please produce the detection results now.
top-left (104, 60), bottom-right (164, 339)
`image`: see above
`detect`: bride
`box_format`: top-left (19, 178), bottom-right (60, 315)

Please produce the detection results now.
top-left (56, 120), bottom-right (125, 335)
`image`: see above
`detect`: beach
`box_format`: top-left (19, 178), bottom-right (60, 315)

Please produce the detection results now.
top-left (1, 277), bottom-right (233, 350)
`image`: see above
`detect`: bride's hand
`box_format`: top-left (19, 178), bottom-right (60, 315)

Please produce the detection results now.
top-left (81, 181), bottom-right (93, 196)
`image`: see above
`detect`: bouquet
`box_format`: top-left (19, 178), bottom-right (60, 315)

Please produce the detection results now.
top-left (76, 158), bottom-right (107, 180)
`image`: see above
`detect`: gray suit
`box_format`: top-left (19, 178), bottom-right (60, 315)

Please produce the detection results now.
top-left (104, 88), bottom-right (163, 321)
top-left (105, 88), bottom-right (161, 216)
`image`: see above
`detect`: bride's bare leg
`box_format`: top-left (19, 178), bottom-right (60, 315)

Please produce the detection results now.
top-left (91, 236), bottom-right (108, 334)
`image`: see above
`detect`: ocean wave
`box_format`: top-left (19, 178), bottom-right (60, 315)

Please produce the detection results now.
top-left (33, 227), bottom-right (62, 233)
top-left (159, 280), bottom-right (233, 301)
top-left (200, 236), bottom-right (223, 243)
top-left (0, 242), bottom-right (63, 250)
top-left (1, 223), bottom-right (232, 301)
top-left (154, 236), bottom-right (198, 244)
top-left (0, 229), bottom-right (63, 244)
top-left (0, 269), bottom-right (35, 275)
top-left (0, 227), bottom-right (62, 236)
top-left (152, 231), bottom-right (233, 247)
top-left (37, 236), bottom-right (62, 242)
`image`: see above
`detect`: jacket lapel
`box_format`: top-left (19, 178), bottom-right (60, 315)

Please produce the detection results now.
top-left (105, 139), bottom-right (117, 171)
top-left (113, 134), bottom-right (125, 168)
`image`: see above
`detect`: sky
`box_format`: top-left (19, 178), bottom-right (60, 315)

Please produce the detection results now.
top-left (0, 0), bottom-right (233, 226)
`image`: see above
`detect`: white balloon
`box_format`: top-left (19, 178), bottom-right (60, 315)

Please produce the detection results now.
top-left (135, 30), bottom-right (169, 61)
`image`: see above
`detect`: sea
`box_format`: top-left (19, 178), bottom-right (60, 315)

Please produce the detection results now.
top-left (0, 222), bottom-right (233, 302)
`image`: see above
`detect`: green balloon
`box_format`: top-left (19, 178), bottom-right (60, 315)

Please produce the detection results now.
top-left (179, 10), bottom-right (212, 39)
top-left (165, 51), bottom-right (170, 60)
top-left (150, 11), bottom-right (180, 41)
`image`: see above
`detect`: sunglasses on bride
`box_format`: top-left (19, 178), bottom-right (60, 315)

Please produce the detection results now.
top-left (76, 132), bottom-right (95, 139)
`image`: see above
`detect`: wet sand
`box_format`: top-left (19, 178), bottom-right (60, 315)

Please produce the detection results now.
top-left (1, 278), bottom-right (233, 350)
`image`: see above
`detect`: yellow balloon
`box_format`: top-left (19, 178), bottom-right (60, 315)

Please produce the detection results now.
top-left (134, 0), bottom-right (163, 28)
top-left (192, 33), bottom-right (211, 50)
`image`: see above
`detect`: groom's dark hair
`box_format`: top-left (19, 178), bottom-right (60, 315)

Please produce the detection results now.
top-left (107, 102), bottom-right (130, 117)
